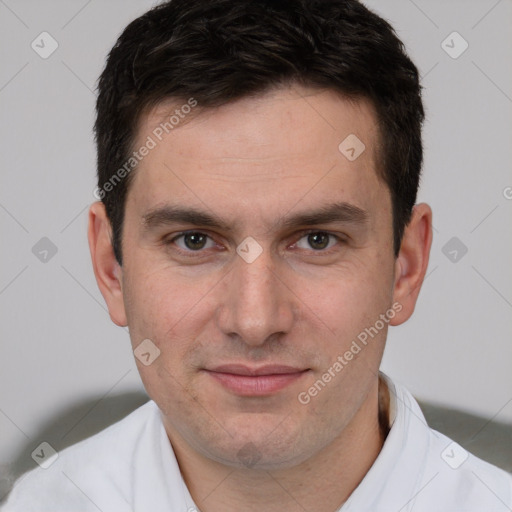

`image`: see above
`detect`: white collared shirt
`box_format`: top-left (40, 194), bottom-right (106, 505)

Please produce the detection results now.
top-left (2, 373), bottom-right (511, 511)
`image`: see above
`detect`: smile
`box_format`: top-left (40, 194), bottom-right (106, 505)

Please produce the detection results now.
top-left (204, 364), bottom-right (310, 396)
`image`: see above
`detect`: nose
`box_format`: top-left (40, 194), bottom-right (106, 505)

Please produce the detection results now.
top-left (216, 244), bottom-right (295, 347)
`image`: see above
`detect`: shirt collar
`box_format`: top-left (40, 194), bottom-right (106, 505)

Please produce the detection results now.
top-left (340, 371), bottom-right (431, 511)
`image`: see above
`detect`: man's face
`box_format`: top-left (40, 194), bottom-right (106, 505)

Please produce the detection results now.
top-left (117, 87), bottom-right (398, 468)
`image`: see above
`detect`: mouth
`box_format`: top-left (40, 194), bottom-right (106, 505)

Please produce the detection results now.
top-left (204, 364), bottom-right (310, 396)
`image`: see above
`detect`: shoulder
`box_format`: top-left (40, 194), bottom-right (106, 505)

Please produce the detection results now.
top-left (1, 400), bottom-right (159, 512)
top-left (381, 376), bottom-right (512, 511)
top-left (420, 427), bottom-right (512, 511)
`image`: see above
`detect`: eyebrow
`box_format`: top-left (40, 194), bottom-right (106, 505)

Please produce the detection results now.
top-left (280, 202), bottom-right (368, 229)
top-left (142, 205), bottom-right (231, 231)
top-left (141, 201), bottom-right (369, 232)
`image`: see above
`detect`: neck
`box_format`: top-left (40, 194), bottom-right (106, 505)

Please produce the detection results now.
top-left (169, 376), bottom-right (389, 512)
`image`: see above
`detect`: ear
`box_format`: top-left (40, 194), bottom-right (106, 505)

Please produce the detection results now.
top-left (390, 203), bottom-right (433, 326)
top-left (87, 201), bottom-right (127, 327)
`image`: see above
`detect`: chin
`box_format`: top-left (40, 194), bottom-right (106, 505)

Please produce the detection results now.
top-left (198, 418), bottom-right (315, 470)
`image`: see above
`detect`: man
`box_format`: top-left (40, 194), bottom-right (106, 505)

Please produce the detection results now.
top-left (3, 0), bottom-right (511, 510)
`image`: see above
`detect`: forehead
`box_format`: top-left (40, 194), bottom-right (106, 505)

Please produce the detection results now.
top-left (127, 86), bottom-right (386, 225)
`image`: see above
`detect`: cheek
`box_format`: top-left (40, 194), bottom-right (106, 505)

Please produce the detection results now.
top-left (295, 261), bottom-right (393, 342)
top-left (122, 266), bottom-right (211, 405)
top-left (122, 260), bottom-right (218, 356)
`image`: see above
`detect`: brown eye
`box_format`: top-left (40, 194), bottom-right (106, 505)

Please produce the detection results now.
top-left (173, 232), bottom-right (214, 251)
top-left (307, 232), bottom-right (330, 250)
top-left (295, 231), bottom-right (338, 251)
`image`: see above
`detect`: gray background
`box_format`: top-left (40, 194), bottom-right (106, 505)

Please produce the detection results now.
top-left (1, 0), bottom-right (511, 495)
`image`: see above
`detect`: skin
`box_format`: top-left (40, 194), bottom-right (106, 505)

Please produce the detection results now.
top-left (88, 86), bottom-right (432, 512)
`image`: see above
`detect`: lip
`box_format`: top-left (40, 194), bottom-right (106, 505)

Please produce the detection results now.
top-left (205, 364), bottom-right (309, 396)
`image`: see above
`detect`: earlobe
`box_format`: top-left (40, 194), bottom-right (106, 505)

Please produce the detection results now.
top-left (87, 202), bottom-right (128, 327)
top-left (390, 203), bottom-right (433, 326)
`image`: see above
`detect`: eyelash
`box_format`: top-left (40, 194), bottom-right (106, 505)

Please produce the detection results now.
top-left (163, 230), bottom-right (345, 257)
